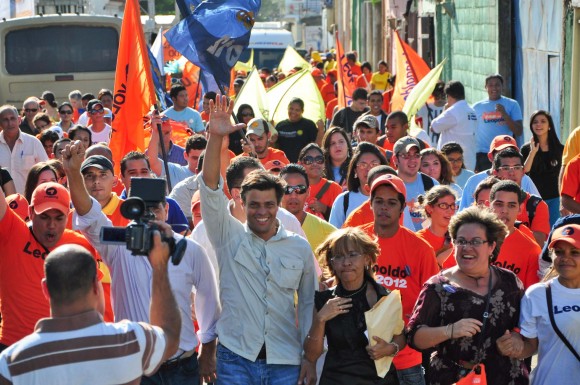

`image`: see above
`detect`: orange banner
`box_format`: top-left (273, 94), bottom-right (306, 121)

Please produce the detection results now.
top-left (110, 0), bottom-right (156, 174)
top-left (391, 31), bottom-right (431, 111)
top-left (335, 32), bottom-right (358, 109)
top-left (182, 61), bottom-right (203, 108)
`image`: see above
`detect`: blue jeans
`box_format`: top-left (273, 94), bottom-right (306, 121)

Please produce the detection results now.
top-left (216, 343), bottom-right (300, 385)
top-left (141, 353), bottom-right (200, 385)
top-left (545, 197), bottom-right (561, 227)
top-left (396, 364), bottom-right (426, 385)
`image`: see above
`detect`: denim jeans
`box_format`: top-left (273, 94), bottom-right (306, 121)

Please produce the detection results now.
top-left (396, 364), bottom-right (426, 385)
top-left (141, 353), bottom-right (200, 385)
top-left (545, 197), bottom-right (561, 227)
top-left (216, 343), bottom-right (300, 385)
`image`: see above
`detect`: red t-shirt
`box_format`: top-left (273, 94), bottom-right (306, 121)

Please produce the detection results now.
top-left (0, 207), bottom-right (100, 346)
top-left (561, 154), bottom-right (580, 202)
top-left (325, 98), bottom-right (338, 121)
top-left (416, 228), bottom-right (456, 270)
top-left (306, 178), bottom-right (343, 218)
top-left (361, 223), bottom-right (439, 370)
top-left (517, 193), bottom-right (550, 237)
top-left (356, 73), bottom-right (371, 89)
top-left (320, 83), bottom-right (336, 106)
top-left (494, 228), bottom-right (540, 289)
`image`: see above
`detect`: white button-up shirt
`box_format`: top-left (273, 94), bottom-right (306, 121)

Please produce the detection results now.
top-left (0, 131), bottom-right (48, 193)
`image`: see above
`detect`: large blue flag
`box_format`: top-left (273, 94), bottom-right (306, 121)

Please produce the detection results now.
top-left (176, 0), bottom-right (202, 18)
top-left (165, 0), bottom-right (261, 93)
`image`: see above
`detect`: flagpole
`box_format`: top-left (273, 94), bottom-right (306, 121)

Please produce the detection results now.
top-left (154, 105), bottom-right (173, 192)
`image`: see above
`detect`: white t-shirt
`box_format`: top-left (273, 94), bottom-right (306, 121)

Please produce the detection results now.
top-left (430, 99), bottom-right (477, 171)
top-left (89, 124), bottom-right (112, 145)
top-left (520, 278), bottom-right (580, 384)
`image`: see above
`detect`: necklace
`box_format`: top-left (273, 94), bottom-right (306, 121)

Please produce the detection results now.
top-left (462, 267), bottom-right (491, 287)
top-left (339, 281), bottom-right (368, 298)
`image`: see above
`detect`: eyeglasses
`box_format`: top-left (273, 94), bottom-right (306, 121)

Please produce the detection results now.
top-left (398, 153), bottom-right (421, 160)
top-left (454, 238), bottom-right (490, 247)
top-left (284, 184), bottom-right (307, 195)
top-left (330, 251), bottom-right (363, 264)
top-left (497, 165), bottom-right (524, 172)
top-left (59, 110), bottom-right (73, 115)
top-left (89, 108), bottom-right (104, 114)
top-left (447, 157), bottom-right (463, 164)
top-left (436, 202), bottom-right (458, 210)
top-left (356, 161), bottom-right (381, 170)
top-left (24, 108), bottom-right (38, 113)
top-left (301, 155), bottom-right (324, 165)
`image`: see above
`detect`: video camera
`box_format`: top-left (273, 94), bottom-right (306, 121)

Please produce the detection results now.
top-left (100, 178), bottom-right (185, 265)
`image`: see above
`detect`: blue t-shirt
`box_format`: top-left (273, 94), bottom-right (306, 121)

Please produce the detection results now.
top-left (163, 106), bottom-right (205, 133)
top-left (403, 173), bottom-right (439, 231)
top-left (329, 190), bottom-right (368, 228)
top-left (454, 168), bottom-right (475, 189)
top-left (472, 96), bottom-right (522, 153)
top-left (120, 190), bottom-right (189, 233)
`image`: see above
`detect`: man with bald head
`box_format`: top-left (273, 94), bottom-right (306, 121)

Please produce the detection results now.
top-left (0, 237), bottom-right (181, 384)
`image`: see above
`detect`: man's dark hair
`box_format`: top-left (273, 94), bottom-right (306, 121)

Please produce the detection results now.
top-left (368, 90), bottom-right (383, 101)
top-left (120, 151), bottom-right (151, 176)
top-left (68, 125), bottom-right (92, 145)
top-left (490, 179), bottom-right (525, 204)
top-left (474, 176), bottom-right (500, 202)
top-left (492, 147), bottom-right (524, 171)
top-left (81, 93), bottom-right (95, 102)
top-left (185, 134), bottom-right (207, 153)
top-left (440, 141), bottom-right (464, 156)
top-left (378, 60), bottom-right (388, 67)
top-left (226, 156), bottom-right (262, 192)
top-left (387, 110), bottom-right (409, 125)
top-left (203, 91), bottom-right (217, 101)
top-left (170, 84), bottom-right (187, 100)
top-left (346, 52), bottom-right (356, 62)
top-left (280, 164), bottom-right (309, 188)
top-left (352, 88), bottom-right (368, 101)
top-left (485, 73), bottom-right (504, 85)
top-left (445, 81), bottom-right (465, 100)
top-left (432, 80), bottom-right (445, 99)
top-left (97, 89), bottom-right (113, 100)
top-left (39, 130), bottom-right (59, 145)
top-left (289, 97), bottom-right (304, 111)
top-left (45, 245), bottom-right (97, 305)
top-left (259, 67), bottom-right (272, 76)
top-left (53, 138), bottom-right (71, 155)
top-left (241, 170), bottom-right (285, 205)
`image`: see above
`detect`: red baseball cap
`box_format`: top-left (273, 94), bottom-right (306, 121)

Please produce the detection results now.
top-left (311, 68), bottom-right (323, 77)
top-left (6, 193), bottom-right (30, 222)
top-left (264, 159), bottom-right (287, 172)
top-left (370, 174), bottom-right (407, 200)
top-left (30, 182), bottom-right (71, 215)
top-left (488, 135), bottom-right (518, 157)
top-left (549, 224), bottom-right (580, 249)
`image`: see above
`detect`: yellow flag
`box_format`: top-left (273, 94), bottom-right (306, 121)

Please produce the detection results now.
top-left (268, 69), bottom-right (325, 125)
top-left (234, 49), bottom-right (254, 72)
top-left (278, 46), bottom-right (310, 73)
top-left (402, 58), bottom-right (447, 118)
top-left (233, 67), bottom-right (270, 120)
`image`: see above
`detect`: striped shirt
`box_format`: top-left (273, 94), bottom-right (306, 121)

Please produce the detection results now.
top-left (0, 310), bottom-right (166, 384)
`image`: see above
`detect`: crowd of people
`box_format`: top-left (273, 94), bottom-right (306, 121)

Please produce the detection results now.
top-left (0, 48), bottom-right (578, 385)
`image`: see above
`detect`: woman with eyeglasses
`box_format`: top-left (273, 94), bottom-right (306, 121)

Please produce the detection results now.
top-left (419, 148), bottom-right (462, 200)
top-left (521, 110), bottom-right (564, 226)
top-left (416, 186), bottom-right (458, 270)
top-left (298, 144), bottom-right (343, 221)
top-left (304, 227), bottom-right (405, 385)
top-left (56, 102), bottom-right (75, 133)
top-left (328, 142), bottom-right (388, 228)
top-left (496, 222), bottom-right (580, 384)
top-left (407, 206), bottom-right (528, 385)
top-left (322, 127), bottom-right (353, 189)
top-left (228, 104), bottom-right (254, 155)
top-left (440, 142), bottom-right (474, 189)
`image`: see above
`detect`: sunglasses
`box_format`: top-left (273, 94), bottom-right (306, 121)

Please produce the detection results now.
top-left (59, 110), bottom-right (73, 115)
top-left (284, 185), bottom-right (308, 195)
top-left (301, 155), bottom-right (324, 165)
top-left (24, 108), bottom-right (38, 113)
top-left (89, 108), bottom-right (104, 114)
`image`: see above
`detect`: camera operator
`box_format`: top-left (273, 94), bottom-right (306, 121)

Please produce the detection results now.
top-left (63, 140), bottom-right (220, 385)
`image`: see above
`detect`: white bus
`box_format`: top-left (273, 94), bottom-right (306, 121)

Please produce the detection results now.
top-left (0, 14), bottom-right (121, 105)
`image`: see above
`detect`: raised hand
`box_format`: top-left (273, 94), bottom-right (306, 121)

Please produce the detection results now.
top-left (62, 140), bottom-right (86, 174)
top-left (208, 95), bottom-right (246, 137)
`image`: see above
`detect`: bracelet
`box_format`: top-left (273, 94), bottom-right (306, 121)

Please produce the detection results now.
top-left (445, 324), bottom-right (452, 339)
top-left (388, 342), bottom-right (400, 357)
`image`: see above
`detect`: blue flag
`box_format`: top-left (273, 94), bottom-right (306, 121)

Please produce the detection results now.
top-left (176, 0), bottom-right (202, 18)
top-left (165, 0), bottom-right (261, 93)
top-left (147, 49), bottom-right (172, 110)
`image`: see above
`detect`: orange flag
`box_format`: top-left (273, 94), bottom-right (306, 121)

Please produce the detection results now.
top-left (110, 0), bottom-right (156, 174)
top-left (391, 31), bottom-right (431, 111)
top-left (182, 61), bottom-right (203, 108)
top-left (335, 31), bottom-right (358, 109)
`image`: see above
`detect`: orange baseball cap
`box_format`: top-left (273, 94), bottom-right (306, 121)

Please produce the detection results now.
top-left (264, 159), bottom-right (287, 172)
top-left (6, 193), bottom-right (30, 222)
top-left (549, 224), bottom-right (580, 249)
top-left (370, 174), bottom-right (407, 200)
top-left (30, 182), bottom-right (71, 215)
top-left (311, 68), bottom-right (323, 77)
top-left (488, 135), bottom-right (518, 156)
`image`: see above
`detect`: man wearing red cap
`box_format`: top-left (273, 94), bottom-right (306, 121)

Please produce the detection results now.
top-left (361, 174), bottom-right (438, 385)
top-left (458, 135), bottom-right (540, 210)
top-left (0, 182), bottom-right (99, 352)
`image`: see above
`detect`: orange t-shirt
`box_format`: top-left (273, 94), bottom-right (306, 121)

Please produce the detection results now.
top-left (561, 154), bottom-right (580, 202)
top-left (356, 73), bottom-right (371, 89)
top-left (306, 178), bottom-right (343, 218)
top-left (343, 200), bottom-right (405, 228)
top-left (326, 98), bottom-right (338, 121)
top-left (0, 207), bottom-right (101, 346)
top-left (232, 147), bottom-right (290, 168)
top-left (361, 223), bottom-right (439, 370)
top-left (517, 193), bottom-right (550, 237)
top-left (416, 228), bottom-right (457, 270)
top-left (320, 83), bottom-right (336, 106)
top-left (350, 64), bottom-right (362, 77)
top-left (200, 110), bottom-right (210, 122)
top-left (494, 228), bottom-right (540, 289)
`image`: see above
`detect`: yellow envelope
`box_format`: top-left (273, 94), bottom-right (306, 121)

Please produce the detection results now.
top-left (364, 290), bottom-right (405, 377)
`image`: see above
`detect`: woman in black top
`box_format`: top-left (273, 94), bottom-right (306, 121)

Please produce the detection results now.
top-left (0, 168), bottom-right (16, 196)
top-left (304, 227), bottom-right (405, 385)
top-left (521, 110), bottom-right (563, 226)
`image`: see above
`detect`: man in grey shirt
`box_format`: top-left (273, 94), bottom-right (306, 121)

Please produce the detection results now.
top-left (199, 96), bottom-right (317, 385)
